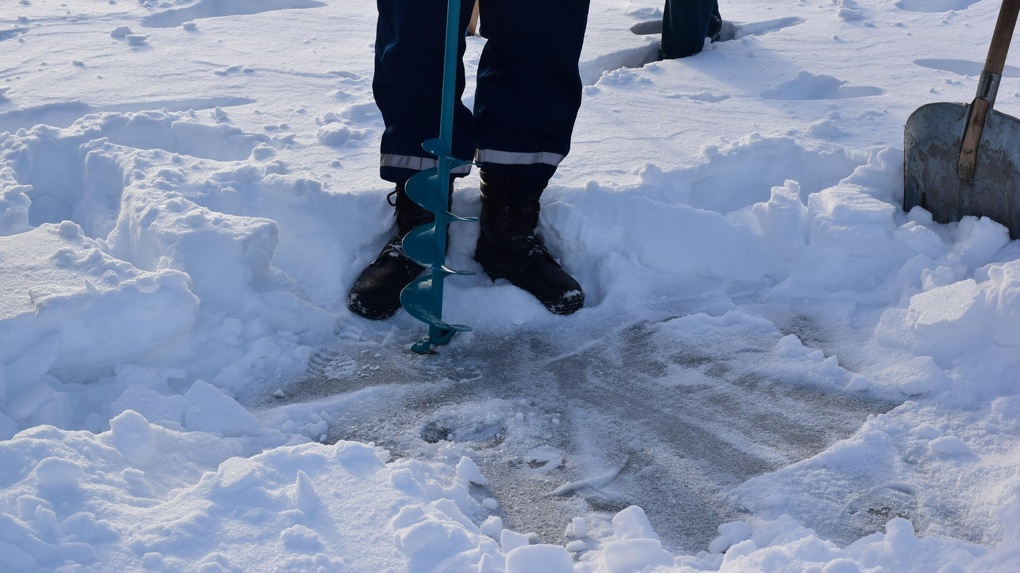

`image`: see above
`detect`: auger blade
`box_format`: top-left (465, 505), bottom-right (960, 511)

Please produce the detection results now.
top-left (421, 138), bottom-right (447, 158)
top-left (436, 264), bottom-right (474, 277)
top-left (444, 212), bottom-right (478, 223)
top-left (403, 162), bottom-right (475, 222)
top-left (404, 168), bottom-right (449, 214)
top-left (400, 275), bottom-right (471, 333)
top-left (402, 218), bottom-right (478, 266)
top-left (421, 139), bottom-right (474, 170)
top-left (400, 0), bottom-right (474, 353)
top-left (401, 223), bottom-right (437, 268)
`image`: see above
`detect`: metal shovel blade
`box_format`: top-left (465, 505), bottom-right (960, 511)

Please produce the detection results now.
top-left (904, 101), bottom-right (1020, 239)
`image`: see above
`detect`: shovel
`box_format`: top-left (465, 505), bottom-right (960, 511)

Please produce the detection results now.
top-left (904, 0), bottom-right (1020, 239)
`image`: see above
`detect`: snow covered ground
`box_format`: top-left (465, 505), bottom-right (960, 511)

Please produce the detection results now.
top-left (2, 0), bottom-right (1020, 571)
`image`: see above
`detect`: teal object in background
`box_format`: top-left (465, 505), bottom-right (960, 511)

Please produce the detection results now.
top-left (399, 0), bottom-right (476, 354)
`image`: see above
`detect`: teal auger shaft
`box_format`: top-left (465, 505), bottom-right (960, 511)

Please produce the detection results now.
top-left (398, 0), bottom-right (475, 354)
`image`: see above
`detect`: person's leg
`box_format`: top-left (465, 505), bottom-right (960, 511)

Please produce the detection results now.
top-left (373, 0), bottom-right (477, 183)
top-left (348, 0), bottom-right (475, 320)
top-left (474, 0), bottom-right (589, 188)
top-left (659, 0), bottom-right (719, 59)
top-left (708, 2), bottom-right (723, 41)
top-left (472, 0), bottom-right (590, 314)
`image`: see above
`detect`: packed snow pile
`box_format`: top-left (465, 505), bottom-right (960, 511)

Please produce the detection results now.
top-left (2, 0), bottom-right (1020, 571)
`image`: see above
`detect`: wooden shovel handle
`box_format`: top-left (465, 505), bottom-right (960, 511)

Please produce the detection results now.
top-left (959, 0), bottom-right (1020, 180)
top-left (984, 0), bottom-right (1020, 76)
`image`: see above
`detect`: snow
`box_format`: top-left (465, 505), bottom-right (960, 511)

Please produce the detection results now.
top-left (2, 0), bottom-right (1020, 571)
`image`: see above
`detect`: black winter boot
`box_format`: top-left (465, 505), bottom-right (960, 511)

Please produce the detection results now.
top-left (474, 171), bottom-right (584, 315)
top-left (347, 185), bottom-right (433, 320)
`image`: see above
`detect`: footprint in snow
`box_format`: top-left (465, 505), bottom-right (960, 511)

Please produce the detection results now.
top-left (687, 91), bottom-right (731, 103)
top-left (583, 17), bottom-right (806, 86)
top-left (895, 0), bottom-right (981, 13)
top-left (761, 71), bottom-right (883, 100)
top-left (214, 65), bottom-right (255, 76)
top-left (1, 108), bottom-right (273, 234)
top-left (915, 58), bottom-right (1020, 78)
top-left (0, 27), bottom-right (29, 42)
top-left (111, 26), bottom-right (149, 46)
top-left (0, 97), bottom-right (256, 135)
top-left (630, 16), bottom-right (805, 40)
top-left (141, 0), bottom-right (328, 29)
top-left (838, 0), bottom-right (868, 21)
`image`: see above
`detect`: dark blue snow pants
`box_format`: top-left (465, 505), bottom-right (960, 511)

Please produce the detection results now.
top-left (659, 0), bottom-right (722, 59)
top-left (373, 0), bottom-right (590, 196)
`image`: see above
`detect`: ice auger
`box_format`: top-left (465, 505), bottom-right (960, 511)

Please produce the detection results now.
top-left (399, 0), bottom-right (476, 354)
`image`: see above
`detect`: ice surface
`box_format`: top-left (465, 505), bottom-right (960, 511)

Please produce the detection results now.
top-left (289, 312), bottom-right (896, 551)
